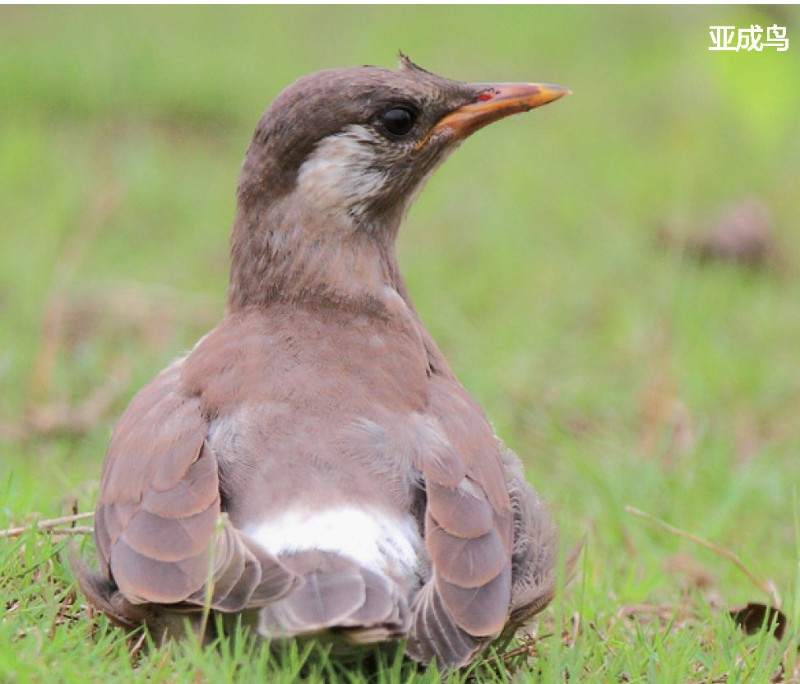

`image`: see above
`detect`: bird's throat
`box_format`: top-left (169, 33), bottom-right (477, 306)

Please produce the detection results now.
top-left (226, 200), bottom-right (407, 316)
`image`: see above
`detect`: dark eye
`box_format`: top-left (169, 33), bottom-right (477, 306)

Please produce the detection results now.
top-left (379, 106), bottom-right (417, 137)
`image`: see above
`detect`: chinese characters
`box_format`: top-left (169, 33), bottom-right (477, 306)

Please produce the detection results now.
top-left (709, 24), bottom-right (789, 52)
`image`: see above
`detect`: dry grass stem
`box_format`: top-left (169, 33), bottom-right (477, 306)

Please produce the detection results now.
top-left (29, 180), bottom-right (123, 405)
top-left (625, 506), bottom-right (778, 604)
top-left (0, 511), bottom-right (95, 539)
top-left (128, 632), bottom-right (147, 660)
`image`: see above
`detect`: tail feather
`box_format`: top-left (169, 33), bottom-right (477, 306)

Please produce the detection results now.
top-left (258, 551), bottom-right (409, 645)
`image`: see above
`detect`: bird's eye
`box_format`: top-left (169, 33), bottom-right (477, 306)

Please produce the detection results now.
top-left (379, 106), bottom-right (417, 137)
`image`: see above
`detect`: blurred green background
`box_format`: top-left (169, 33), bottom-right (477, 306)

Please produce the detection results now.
top-left (1, 5), bottom-right (799, 681)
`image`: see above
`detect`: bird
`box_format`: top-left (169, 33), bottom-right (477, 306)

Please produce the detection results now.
top-left (75, 55), bottom-right (569, 669)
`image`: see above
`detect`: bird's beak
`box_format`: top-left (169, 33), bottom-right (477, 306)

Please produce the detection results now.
top-left (420, 82), bottom-right (570, 149)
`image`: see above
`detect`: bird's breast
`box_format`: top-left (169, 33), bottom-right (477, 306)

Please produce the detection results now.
top-left (184, 303), bottom-right (429, 414)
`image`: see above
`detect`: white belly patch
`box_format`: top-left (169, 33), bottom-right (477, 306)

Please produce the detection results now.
top-left (246, 506), bottom-right (422, 578)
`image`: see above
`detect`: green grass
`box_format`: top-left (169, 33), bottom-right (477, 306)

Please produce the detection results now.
top-left (2, 6), bottom-right (799, 682)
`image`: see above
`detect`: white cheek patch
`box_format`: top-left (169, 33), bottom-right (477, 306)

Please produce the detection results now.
top-left (246, 506), bottom-right (421, 579)
top-left (296, 125), bottom-right (388, 217)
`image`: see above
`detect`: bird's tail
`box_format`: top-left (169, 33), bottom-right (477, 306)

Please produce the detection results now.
top-left (257, 550), bottom-right (410, 651)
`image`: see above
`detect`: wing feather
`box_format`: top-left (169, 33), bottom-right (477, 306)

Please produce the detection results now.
top-left (427, 517), bottom-right (506, 588)
top-left (407, 374), bottom-right (516, 665)
top-left (426, 479), bottom-right (494, 538)
top-left (88, 363), bottom-right (296, 622)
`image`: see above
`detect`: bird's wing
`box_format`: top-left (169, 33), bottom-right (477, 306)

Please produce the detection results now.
top-left (92, 362), bottom-right (296, 614)
top-left (407, 374), bottom-right (515, 667)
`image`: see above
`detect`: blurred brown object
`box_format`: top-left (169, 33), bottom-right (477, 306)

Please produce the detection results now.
top-left (729, 602), bottom-right (787, 641)
top-left (659, 197), bottom-right (777, 267)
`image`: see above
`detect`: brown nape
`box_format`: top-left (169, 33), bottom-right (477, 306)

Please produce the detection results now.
top-left (77, 57), bottom-right (566, 670)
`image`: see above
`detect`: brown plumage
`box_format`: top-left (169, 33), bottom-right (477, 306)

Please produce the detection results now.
top-left (75, 56), bottom-right (568, 668)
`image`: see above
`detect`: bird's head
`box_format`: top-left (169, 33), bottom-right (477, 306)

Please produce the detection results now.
top-left (229, 56), bottom-right (568, 308)
top-left (238, 55), bottom-right (567, 227)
